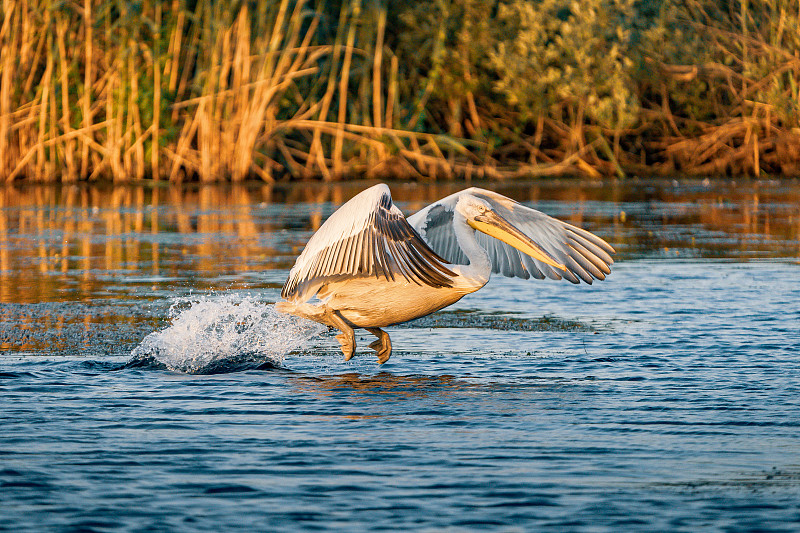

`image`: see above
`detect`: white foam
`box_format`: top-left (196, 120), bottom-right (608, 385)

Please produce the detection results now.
top-left (131, 294), bottom-right (325, 373)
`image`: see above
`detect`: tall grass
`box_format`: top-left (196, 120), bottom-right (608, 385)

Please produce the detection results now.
top-left (1, 0), bottom-right (799, 182)
top-left (0, 0), bottom-right (465, 182)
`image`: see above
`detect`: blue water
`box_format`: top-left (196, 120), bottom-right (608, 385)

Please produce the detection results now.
top-left (2, 180), bottom-right (800, 531)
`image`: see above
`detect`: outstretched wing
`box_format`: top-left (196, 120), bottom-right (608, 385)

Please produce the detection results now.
top-left (407, 187), bottom-right (615, 284)
top-left (282, 184), bottom-right (457, 302)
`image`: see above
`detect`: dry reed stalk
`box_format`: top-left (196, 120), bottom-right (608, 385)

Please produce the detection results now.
top-left (173, 1), bottom-right (203, 123)
top-left (80, 0), bottom-right (93, 178)
top-left (209, 9), bottom-right (226, 179)
top-left (220, 13), bottom-right (238, 179)
top-left (56, 18), bottom-right (77, 181)
top-left (370, 8), bottom-right (387, 165)
top-left (22, 14), bottom-right (45, 96)
top-left (1, 44), bottom-right (10, 177)
top-left (170, 109), bottom-right (200, 182)
top-left (151, 2), bottom-right (162, 180)
top-left (333, 0), bottom-right (360, 176)
top-left (101, 12), bottom-right (117, 181)
top-left (197, 102), bottom-right (212, 181)
top-left (48, 56), bottom-right (58, 180)
top-left (33, 47), bottom-right (53, 181)
top-left (386, 54), bottom-right (397, 128)
top-left (0, 3), bottom-right (17, 176)
top-left (122, 52), bottom-right (134, 179)
top-left (131, 60), bottom-right (145, 181)
top-left (752, 130), bottom-right (761, 177)
top-left (166, 3), bottom-right (182, 94)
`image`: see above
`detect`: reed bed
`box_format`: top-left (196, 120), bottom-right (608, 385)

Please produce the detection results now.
top-left (0, 0), bottom-right (799, 182)
top-left (0, 0), bottom-right (424, 182)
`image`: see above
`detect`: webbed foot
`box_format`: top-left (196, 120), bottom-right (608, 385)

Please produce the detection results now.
top-left (336, 332), bottom-right (355, 361)
top-left (366, 328), bottom-right (392, 364)
top-left (323, 307), bottom-right (356, 362)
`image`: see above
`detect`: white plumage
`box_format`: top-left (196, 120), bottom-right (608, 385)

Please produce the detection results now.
top-left (276, 183), bottom-right (615, 364)
top-left (408, 188), bottom-right (614, 284)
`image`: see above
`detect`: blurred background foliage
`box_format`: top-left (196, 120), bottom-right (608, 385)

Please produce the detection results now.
top-left (1, 0), bottom-right (799, 182)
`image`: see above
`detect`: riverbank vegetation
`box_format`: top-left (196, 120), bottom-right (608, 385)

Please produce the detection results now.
top-left (1, 0), bottom-right (799, 182)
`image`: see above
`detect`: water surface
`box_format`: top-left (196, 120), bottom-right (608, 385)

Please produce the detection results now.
top-left (2, 179), bottom-right (799, 531)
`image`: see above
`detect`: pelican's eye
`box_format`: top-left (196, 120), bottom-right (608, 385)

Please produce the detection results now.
top-left (471, 203), bottom-right (492, 222)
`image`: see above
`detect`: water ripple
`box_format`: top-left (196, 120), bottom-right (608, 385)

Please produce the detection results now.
top-left (3, 181), bottom-right (800, 531)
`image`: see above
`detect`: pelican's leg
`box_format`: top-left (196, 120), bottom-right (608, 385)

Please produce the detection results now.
top-left (275, 301), bottom-right (356, 361)
top-left (323, 308), bottom-right (356, 361)
top-left (366, 328), bottom-right (392, 364)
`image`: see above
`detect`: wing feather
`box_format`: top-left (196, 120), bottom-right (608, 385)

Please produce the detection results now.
top-left (564, 254), bottom-right (595, 284)
top-left (353, 231), bottom-right (365, 274)
top-left (281, 184), bottom-right (456, 302)
top-left (321, 238), bottom-right (338, 279)
top-left (335, 236), bottom-right (348, 274)
top-left (408, 187), bottom-right (615, 285)
top-left (376, 233), bottom-right (393, 281)
top-left (539, 262), bottom-right (563, 281)
top-left (567, 230), bottom-right (614, 270)
top-left (566, 239), bottom-right (607, 279)
top-left (521, 254), bottom-right (546, 280)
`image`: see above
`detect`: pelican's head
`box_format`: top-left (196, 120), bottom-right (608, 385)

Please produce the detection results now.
top-left (455, 193), bottom-right (566, 271)
top-left (454, 194), bottom-right (493, 221)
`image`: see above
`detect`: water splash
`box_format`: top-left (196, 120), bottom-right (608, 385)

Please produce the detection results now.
top-left (129, 294), bottom-right (325, 373)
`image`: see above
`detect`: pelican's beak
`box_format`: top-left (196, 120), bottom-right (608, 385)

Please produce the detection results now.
top-left (467, 211), bottom-right (566, 271)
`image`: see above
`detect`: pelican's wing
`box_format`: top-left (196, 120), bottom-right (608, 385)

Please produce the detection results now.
top-left (282, 184), bottom-right (457, 302)
top-left (408, 188), bottom-right (615, 284)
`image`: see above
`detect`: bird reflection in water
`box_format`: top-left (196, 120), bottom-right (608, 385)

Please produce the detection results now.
top-left (289, 371), bottom-right (471, 410)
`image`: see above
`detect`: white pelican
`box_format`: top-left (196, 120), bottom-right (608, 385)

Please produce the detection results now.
top-left (276, 184), bottom-right (614, 364)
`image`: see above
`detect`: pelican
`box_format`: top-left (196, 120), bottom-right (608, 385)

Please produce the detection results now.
top-left (276, 184), bottom-right (614, 364)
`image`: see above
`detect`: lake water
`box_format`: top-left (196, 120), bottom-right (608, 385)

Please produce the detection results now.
top-left (2, 179), bottom-right (799, 531)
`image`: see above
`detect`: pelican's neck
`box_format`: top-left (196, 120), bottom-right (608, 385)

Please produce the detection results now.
top-left (453, 211), bottom-right (491, 286)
